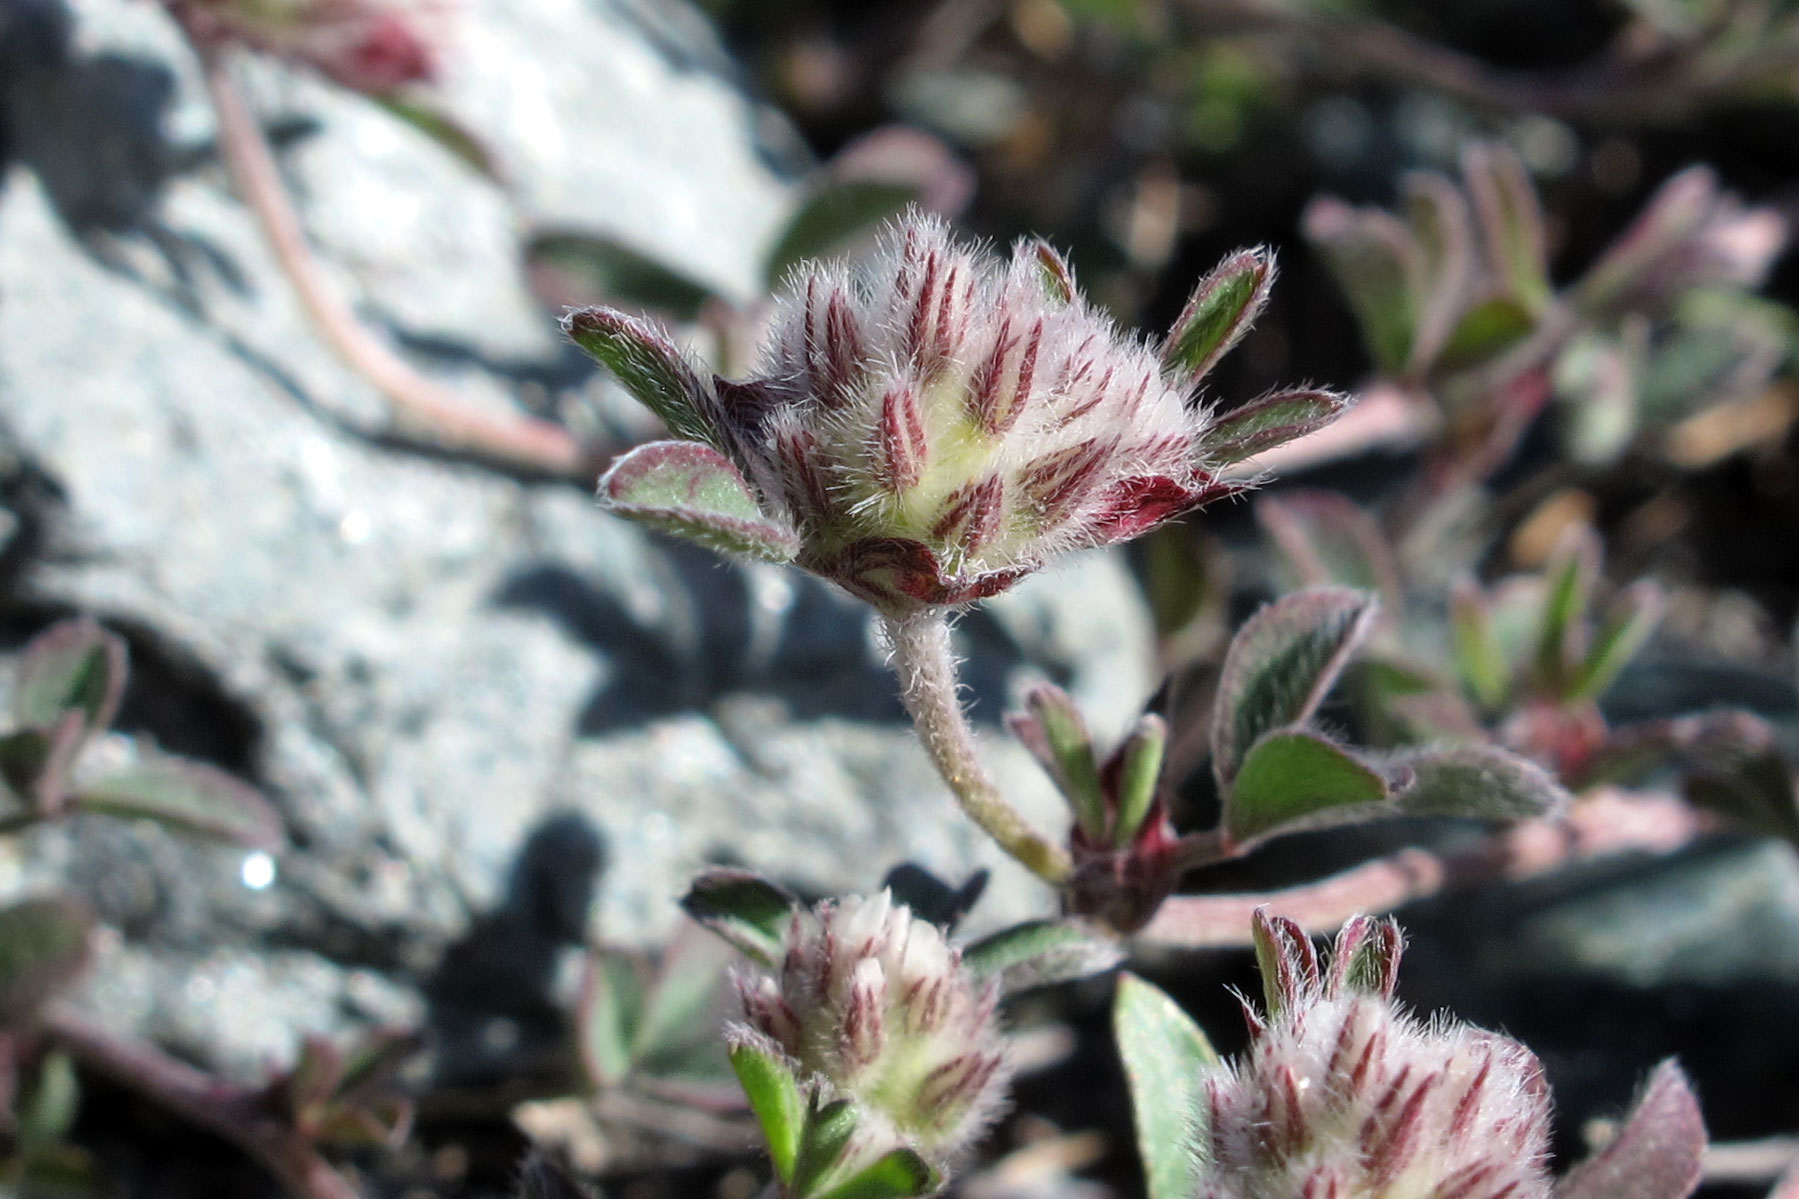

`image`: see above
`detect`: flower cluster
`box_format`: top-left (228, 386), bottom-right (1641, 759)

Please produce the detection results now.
top-left (1195, 911), bottom-right (1555, 1199)
top-left (167, 0), bottom-right (438, 93)
top-left (571, 213), bottom-right (1345, 616)
top-left (733, 890), bottom-right (1009, 1168)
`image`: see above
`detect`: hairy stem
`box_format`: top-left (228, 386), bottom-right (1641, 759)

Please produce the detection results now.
top-left (197, 43), bottom-right (591, 478)
top-left (883, 613), bottom-right (1072, 884)
top-left (41, 1004), bottom-right (362, 1199)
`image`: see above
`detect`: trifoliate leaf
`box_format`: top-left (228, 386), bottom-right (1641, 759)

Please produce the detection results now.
top-left (1211, 588), bottom-right (1377, 787)
top-left (1223, 728), bottom-right (1392, 846)
top-left (72, 756), bottom-right (284, 849)
top-left (1161, 247), bottom-right (1274, 384)
top-left (600, 441), bottom-right (799, 563)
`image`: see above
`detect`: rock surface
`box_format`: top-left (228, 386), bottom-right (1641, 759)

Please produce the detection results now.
top-left (0, 0), bottom-right (1157, 1080)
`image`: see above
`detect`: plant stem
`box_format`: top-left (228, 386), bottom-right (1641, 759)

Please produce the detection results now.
top-left (41, 1004), bottom-right (363, 1199)
top-left (196, 43), bottom-right (592, 478)
top-left (1137, 787), bottom-right (1706, 948)
top-left (883, 613), bottom-right (1072, 885)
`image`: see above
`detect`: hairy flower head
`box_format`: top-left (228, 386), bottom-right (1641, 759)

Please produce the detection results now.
top-left (570, 213), bottom-right (1345, 615)
top-left (1195, 911), bottom-right (1554, 1199)
top-left (732, 890), bottom-right (1009, 1167)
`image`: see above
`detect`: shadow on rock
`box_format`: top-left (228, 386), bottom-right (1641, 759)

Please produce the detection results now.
top-left (0, 0), bottom-right (247, 305)
top-left (424, 810), bottom-right (606, 1090)
top-left (492, 537), bottom-right (1037, 736)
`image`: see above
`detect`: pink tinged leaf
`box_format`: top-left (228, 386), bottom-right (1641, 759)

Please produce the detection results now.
top-left (73, 756), bottom-right (284, 849)
top-left (1303, 198), bottom-right (1424, 374)
top-left (1553, 1060), bottom-right (1706, 1199)
top-left (1200, 388), bottom-right (1352, 466)
top-left (1575, 168), bottom-right (1718, 314)
top-left (602, 441), bottom-right (799, 563)
top-left (1401, 170), bottom-right (1478, 372)
top-left (1211, 588), bottom-right (1379, 787)
top-left (1161, 247), bottom-right (1275, 385)
top-left (1021, 238), bottom-right (1076, 306)
top-left (14, 618), bottom-right (128, 736)
top-left (1250, 908), bottom-right (1319, 1018)
top-left (1084, 475), bottom-right (1209, 544)
top-left (1462, 142), bottom-right (1551, 314)
top-left (1328, 915), bottom-right (1404, 999)
top-left (878, 385), bottom-right (929, 492)
top-left (563, 308), bottom-right (719, 446)
top-left (930, 475), bottom-right (1004, 557)
top-left (0, 897), bottom-right (96, 1028)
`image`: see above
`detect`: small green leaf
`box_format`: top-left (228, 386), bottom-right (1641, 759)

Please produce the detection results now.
top-left (1390, 745), bottom-right (1570, 822)
top-left (1010, 686), bottom-right (1105, 840)
top-left (563, 308), bottom-right (720, 445)
top-left (528, 232), bottom-right (717, 320)
top-left (632, 924), bottom-right (733, 1072)
top-left (962, 919), bottom-right (1123, 993)
top-left (765, 182), bottom-right (919, 287)
top-left (682, 869), bottom-right (797, 966)
top-left (1111, 714), bottom-right (1167, 849)
top-left (0, 715), bottom-right (83, 817)
top-left (600, 441), bottom-right (798, 563)
top-left (1676, 713), bottom-right (1799, 846)
top-left (1462, 142), bottom-right (1550, 314)
top-left (14, 619), bottom-right (127, 735)
top-left (577, 949), bottom-right (642, 1088)
top-left (1574, 168), bottom-right (1717, 317)
top-left (1161, 248), bottom-right (1274, 384)
top-left (1554, 1061), bottom-right (1705, 1199)
top-left (0, 898), bottom-right (94, 1027)
top-left (375, 96), bottom-right (500, 181)
top-left (815, 1149), bottom-right (936, 1199)
top-left (1437, 295), bottom-right (1538, 373)
top-left (1113, 973), bottom-right (1217, 1199)
top-left (1303, 198), bottom-right (1421, 374)
top-left (729, 1038), bottom-right (806, 1184)
top-left (72, 756), bottom-right (284, 849)
top-left (1139, 521), bottom-right (1217, 645)
top-left (1211, 588), bottom-right (1378, 787)
top-left (16, 1048), bottom-right (80, 1147)
top-left (1533, 529), bottom-right (1599, 693)
top-left (1400, 170), bottom-right (1475, 371)
top-left (1198, 388), bottom-right (1350, 466)
top-left (792, 1099), bottom-right (860, 1199)
top-left (1224, 729), bottom-right (1391, 846)
top-left (1449, 576), bottom-right (1511, 711)
top-left (1567, 580), bottom-right (1663, 703)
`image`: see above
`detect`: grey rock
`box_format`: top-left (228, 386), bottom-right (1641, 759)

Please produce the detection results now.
top-left (0, 0), bottom-right (1156, 1081)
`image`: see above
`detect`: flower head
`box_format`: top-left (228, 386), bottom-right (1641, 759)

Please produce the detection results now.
top-left (570, 213), bottom-right (1345, 616)
top-left (733, 890), bottom-right (1009, 1167)
top-left (1196, 911), bottom-right (1554, 1199)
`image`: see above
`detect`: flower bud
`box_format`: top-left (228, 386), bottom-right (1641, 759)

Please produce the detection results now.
top-left (169, 0), bottom-right (438, 93)
top-left (573, 213), bottom-right (1347, 616)
top-left (731, 891), bottom-right (1010, 1167)
top-left (1195, 911), bottom-right (1555, 1199)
